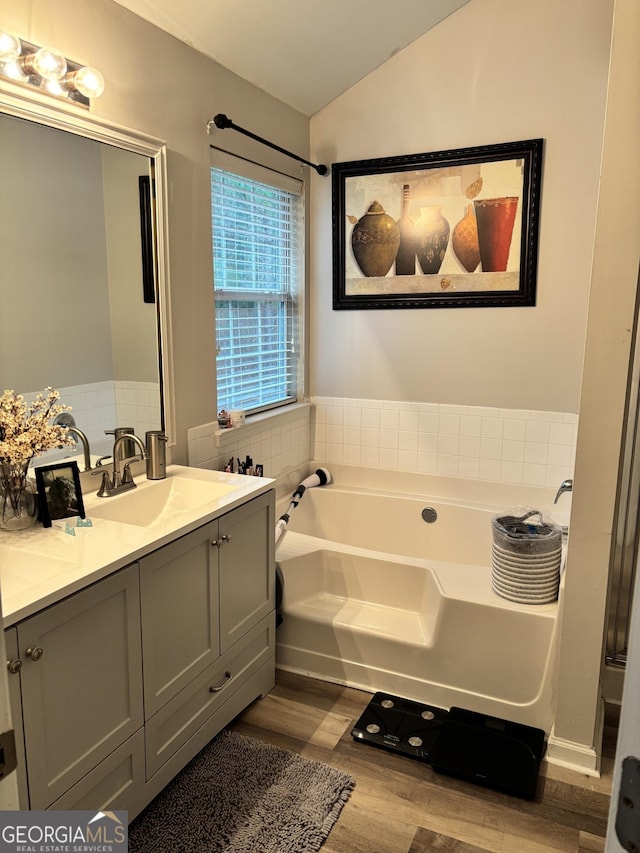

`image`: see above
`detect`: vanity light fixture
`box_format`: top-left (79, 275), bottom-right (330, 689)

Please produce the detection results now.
top-left (0, 29), bottom-right (104, 107)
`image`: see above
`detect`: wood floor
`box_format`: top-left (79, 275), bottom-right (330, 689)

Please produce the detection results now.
top-left (229, 669), bottom-right (616, 853)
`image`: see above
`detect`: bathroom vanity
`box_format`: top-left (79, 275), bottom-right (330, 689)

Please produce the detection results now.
top-left (1, 466), bottom-right (275, 820)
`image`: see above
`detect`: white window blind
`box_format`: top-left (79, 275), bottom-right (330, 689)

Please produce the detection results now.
top-left (211, 164), bottom-right (301, 414)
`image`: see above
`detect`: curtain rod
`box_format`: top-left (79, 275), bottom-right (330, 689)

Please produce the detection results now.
top-left (208, 113), bottom-right (328, 176)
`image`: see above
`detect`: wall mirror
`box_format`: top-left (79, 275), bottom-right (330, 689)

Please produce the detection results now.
top-left (0, 83), bottom-right (173, 468)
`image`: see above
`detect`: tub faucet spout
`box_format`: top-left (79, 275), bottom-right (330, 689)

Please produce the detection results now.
top-left (554, 478), bottom-right (573, 504)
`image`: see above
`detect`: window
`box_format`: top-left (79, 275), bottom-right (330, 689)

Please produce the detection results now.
top-left (211, 165), bottom-right (302, 415)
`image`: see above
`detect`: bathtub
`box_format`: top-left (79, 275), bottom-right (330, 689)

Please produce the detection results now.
top-left (275, 468), bottom-right (565, 733)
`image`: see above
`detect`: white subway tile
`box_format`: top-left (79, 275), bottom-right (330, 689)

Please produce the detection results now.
top-left (379, 448), bottom-right (399, 469)
top-left (502, 440), bottom-right (525, 462)
top-left (419, 412), bottom-right (439, 433)
top-left (480, 437), bottom-right (502, 459)
top-left (437, 455), bottom-right (459, 476)
top-left (362, 427), bottom-right (380, 448)
top-left (344, 407), bottom-right (362, 427)
top-left (459, 435), bottom-right (481, 457)
top-left (398, 450), bottom-right (418, 471)
top-left (523, 463), bottom-right (547, 486)
top-left (399, 430), bottom-right (419, 451)
top-left (481, 417), bottom-right (503, 439)
top-left (440, 404), bottom-right (469, 416)
top-left (500, 461), bottom-right (524, 483)
top-left (417, 452), bottom-right (438, 473)
top-left (380, 428), bottom-right (399, 449)
top-left (380, 409), bottom-right (399, 430)
top-left (361, 446), bottom-right (380, 467)
top-left (547, 443), bottom-right (573, 467)
top-left (439, 414), bottom-right (460, 435)
top-left (362, 408), bottom-right (380, 428)
top-left (458, 457), bottom-right (480, 479)
top-left (503, 419), bottom-right (526, 441)
top-left (526, 420), bottom-right (550, 443)
top-left (399, 410), bottom-right (419, 431)
top-left (549, 422), bottom-right (575, 445)
top-left (524, 442), bottom-right (548, 465)
top-left (460, 415), bottom-right (482, 436)
top-left (438, 434), bottom-right (459, 456)
top-left (418, 433), bottom-right (439, 454)
top-left (344, 426), bottom-right (362, 445)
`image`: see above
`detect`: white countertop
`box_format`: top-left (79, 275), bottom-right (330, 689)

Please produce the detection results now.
top-left (0, 465), bottom-right (274, 628)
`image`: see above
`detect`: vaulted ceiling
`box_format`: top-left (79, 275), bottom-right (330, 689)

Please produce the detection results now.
top-left (112, 0), bottom-right (469, 115)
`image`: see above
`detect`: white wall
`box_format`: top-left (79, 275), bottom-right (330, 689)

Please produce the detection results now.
top-left (3, 0), bottom-right (310, 462)
top-left (552, 0), bottom-right (640, 769)
top-left (309, 0), bottom-right (613, 414)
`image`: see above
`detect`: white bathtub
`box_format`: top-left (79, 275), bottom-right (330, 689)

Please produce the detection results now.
top-left (275, 469), bottom-right (565, 733)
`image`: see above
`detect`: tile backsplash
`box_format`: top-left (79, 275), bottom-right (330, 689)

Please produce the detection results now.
top-left (187, 396), bottom-right (577, 489)
top-left (312, 396), bottom-right (577, 487)
top-left (24, 380), bottom-right (161, 462)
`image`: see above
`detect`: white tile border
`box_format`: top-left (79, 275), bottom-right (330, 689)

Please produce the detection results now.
top-left (311, 396), bottom-right (577, 488)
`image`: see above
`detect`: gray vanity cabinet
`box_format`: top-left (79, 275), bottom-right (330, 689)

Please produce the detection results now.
top-left (11, 564), bottom-right (143, 809)
top-left (140, 490), bottom-right (275, 780)
top-left (4, 488), bottom-right (276, 820)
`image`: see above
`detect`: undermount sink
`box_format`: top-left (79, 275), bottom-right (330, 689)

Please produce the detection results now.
top-left (88, 474), bottom-right (236, 527)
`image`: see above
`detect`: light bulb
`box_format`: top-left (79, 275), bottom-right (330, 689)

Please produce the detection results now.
top-left (1, 60), bottom-right (26, 81)
top-left (30, 46), bottom-right (67, 80)
top-left (0, 30), bottom-right (21, 63)
top-left (68, 65), bottom-right (104, 98)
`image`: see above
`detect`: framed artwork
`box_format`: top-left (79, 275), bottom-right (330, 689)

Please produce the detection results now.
top-left (35, 461), bottom-right (86, 528)
top-left (332, 138), bottom-right (543, 310)
top-left (139, 175), bottom-right (156, 304)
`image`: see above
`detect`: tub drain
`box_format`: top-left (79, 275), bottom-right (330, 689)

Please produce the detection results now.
top-left (421, 507), bottom-right (438, 523)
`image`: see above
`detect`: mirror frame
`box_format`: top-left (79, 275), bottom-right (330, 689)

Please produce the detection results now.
top-left (0, 79), bottom-right (175, 452)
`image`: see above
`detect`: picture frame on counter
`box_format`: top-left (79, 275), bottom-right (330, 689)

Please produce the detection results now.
top-left (332, 138), bottom-right (543, 310)
top-left (35, 460), bottom-right (86, 528)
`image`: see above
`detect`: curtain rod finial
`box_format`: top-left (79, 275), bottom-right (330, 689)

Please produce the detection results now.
top-left (213, 113), bottom-right (232, 130)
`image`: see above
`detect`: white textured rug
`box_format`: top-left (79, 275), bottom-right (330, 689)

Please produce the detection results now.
top-left (128, 729), bottom-right (355, 852)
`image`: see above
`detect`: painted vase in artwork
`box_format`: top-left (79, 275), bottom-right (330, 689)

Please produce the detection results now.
top-left (414, 206), bottom-right (450, 275)
top-left (452, 203), bottom-right (480, 273)
top-left (351, 201), bottom-right (400, 277)
top-left (395, 184), bottom-right (416, 275)
top-left (474, 196), bottom-right (519, 272)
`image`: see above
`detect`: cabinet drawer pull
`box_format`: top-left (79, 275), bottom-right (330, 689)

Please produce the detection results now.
top-left (211, 539), bottom-right (220, 548)
top-left (6, 659), bottom-right (22, 674)
top-left (221, 534), bottom-right (232, 544)
top-left (25, 647), bottom-right (44, 661)
top-left (209, 671), bottom-right (232, 693)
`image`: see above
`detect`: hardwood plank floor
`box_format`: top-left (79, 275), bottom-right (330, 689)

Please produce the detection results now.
top-left (229, 669), bottom-right (615, 853)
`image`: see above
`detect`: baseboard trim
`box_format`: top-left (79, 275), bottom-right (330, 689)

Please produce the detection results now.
top-left (546, 701), bottom-right (604, 777)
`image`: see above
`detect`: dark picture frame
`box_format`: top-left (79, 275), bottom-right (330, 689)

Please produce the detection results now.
top-left (332, 138), bottom-right (543, 310)
top-left (139, 175), bottom-right (156, 304)
top-left (35, 461), bottom-right (86, 528)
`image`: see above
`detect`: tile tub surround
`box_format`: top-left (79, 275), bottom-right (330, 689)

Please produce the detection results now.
top-left (187, 403), bottom-right (311, 481)
top-left (22, 380), bottom-right (161, 452)
top-left (312, 397), bottom-right (577, 488)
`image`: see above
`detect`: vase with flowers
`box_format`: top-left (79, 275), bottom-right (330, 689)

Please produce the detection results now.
top-left (0, 388), bottom-right (75, 531)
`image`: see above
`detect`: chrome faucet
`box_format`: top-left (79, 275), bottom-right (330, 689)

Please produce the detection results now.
top-left (554, 478), bottom-right (573, 504)
top-left (54, 413), bottom-right (92, 471)
top-left (67, 426), bottom-right (92, 471)
top-left (94, 432), bottom-right (147, 497)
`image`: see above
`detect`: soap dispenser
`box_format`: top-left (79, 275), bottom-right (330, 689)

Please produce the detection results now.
top-left (145, 430), bottom-right (168, 480)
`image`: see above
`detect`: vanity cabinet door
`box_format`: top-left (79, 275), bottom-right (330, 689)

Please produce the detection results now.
top-left (140, 520), bottom-right (220, 718)
top-left (5, 627), bottom-right (29, 808)
top-left (219, 491), bottom-right (275, 653)
top-left (17, 564), bottom-right (143, 810)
